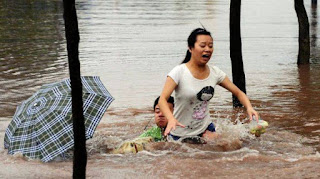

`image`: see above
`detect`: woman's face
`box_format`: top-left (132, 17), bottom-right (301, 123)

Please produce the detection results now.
top-left (189, 35), bottom-right (213, 65)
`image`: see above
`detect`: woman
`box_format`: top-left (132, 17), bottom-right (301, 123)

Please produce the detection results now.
top-left (159, 28), bottom-right (259, 141)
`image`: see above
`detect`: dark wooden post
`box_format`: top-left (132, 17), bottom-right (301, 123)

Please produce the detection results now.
top-left (311, 0), bottom-right (318, 48)
top-left (63, 0), bottom-right (87, 178)
top-left (230, 0), bottom-right (246, 107)
top-left (295, 0), bottom-right (310, 64)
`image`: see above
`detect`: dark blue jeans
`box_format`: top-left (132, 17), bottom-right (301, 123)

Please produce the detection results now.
top-left (169, 123), bottom-right (216, 141)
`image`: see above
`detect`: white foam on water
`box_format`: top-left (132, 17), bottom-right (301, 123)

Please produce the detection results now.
top-left (204, 116), bottom-right (256, 153)
top-left (223, 147), bottom-right (260, 154)
top-left (215, 152), bottom-right (260, 162)
top-left (213, 116), bottom-right (255, 141)
top-left (100, 153), bottom-right (124, 157)
top-left (304, 122), bottom-right (320, 127)
top-left (284, 152), bottom-right (320, 162)
top-left (137, 150), bottom-right (169, 157)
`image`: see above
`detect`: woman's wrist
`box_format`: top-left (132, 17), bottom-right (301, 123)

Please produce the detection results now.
top-left (168, 117), bottom-right (176, 123)
top-left (246, 106), bottom-right (253, 111)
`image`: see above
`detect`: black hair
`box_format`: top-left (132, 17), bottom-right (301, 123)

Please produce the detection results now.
top-left (153, 96), bottom-right (174, 111)
top-left (181, 28), bottom-right (212, 64)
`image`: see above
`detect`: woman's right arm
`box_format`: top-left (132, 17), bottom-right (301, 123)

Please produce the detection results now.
top-left (159, 77), bottom-right (185, 136)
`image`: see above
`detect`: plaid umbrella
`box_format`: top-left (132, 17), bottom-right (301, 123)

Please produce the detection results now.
top-left (4, 76), bottom-right (114, 162)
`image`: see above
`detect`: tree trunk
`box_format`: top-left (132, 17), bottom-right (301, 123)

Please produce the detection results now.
top-left (295, 0), bottom-right (310, 64)
top-left (230, 0), bottom-right (246, 107)
top-left (311, 0), bottom-right (318, 62)
top-left (63, 0), bottom-right (87, 178)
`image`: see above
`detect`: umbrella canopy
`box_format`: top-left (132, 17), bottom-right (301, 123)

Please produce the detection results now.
top-left (4, 76), bottom-right (114, 162)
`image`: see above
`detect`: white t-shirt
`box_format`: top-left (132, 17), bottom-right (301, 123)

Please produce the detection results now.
top-left (168, 64), bottom-right (226, 137)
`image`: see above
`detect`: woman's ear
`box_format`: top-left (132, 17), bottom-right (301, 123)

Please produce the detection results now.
top-left (188, 47), bottom-right (192, 53)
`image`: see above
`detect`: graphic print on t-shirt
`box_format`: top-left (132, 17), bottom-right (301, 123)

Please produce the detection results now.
top-left (192, 86), bottom-right (214, 120)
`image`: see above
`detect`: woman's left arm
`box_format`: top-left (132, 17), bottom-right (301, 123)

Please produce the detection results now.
top-left (219, 76), bottom-right (259, 121)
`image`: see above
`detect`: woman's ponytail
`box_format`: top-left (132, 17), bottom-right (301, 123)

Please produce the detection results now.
top-left (181, 50), bottom-right (191, 64)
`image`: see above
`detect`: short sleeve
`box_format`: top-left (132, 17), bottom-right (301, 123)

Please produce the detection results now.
top-left (212, 66), bottom-right (226, 84)
top-left (167, 65), bottom-right (183, 85)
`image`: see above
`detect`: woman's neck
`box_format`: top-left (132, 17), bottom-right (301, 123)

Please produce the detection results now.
top-left (186, 60), bottom-right (207, 71)
top-left (186, 60), bottom-right (209, 80)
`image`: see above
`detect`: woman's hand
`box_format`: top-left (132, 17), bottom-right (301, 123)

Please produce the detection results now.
top-left (164, 118), bottom-right (185, 136)
top-left (247, 107), bottom-right (259, 122)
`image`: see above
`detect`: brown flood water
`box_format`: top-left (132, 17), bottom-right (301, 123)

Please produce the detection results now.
top-left (1, 0), bottom-right (320, 178)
